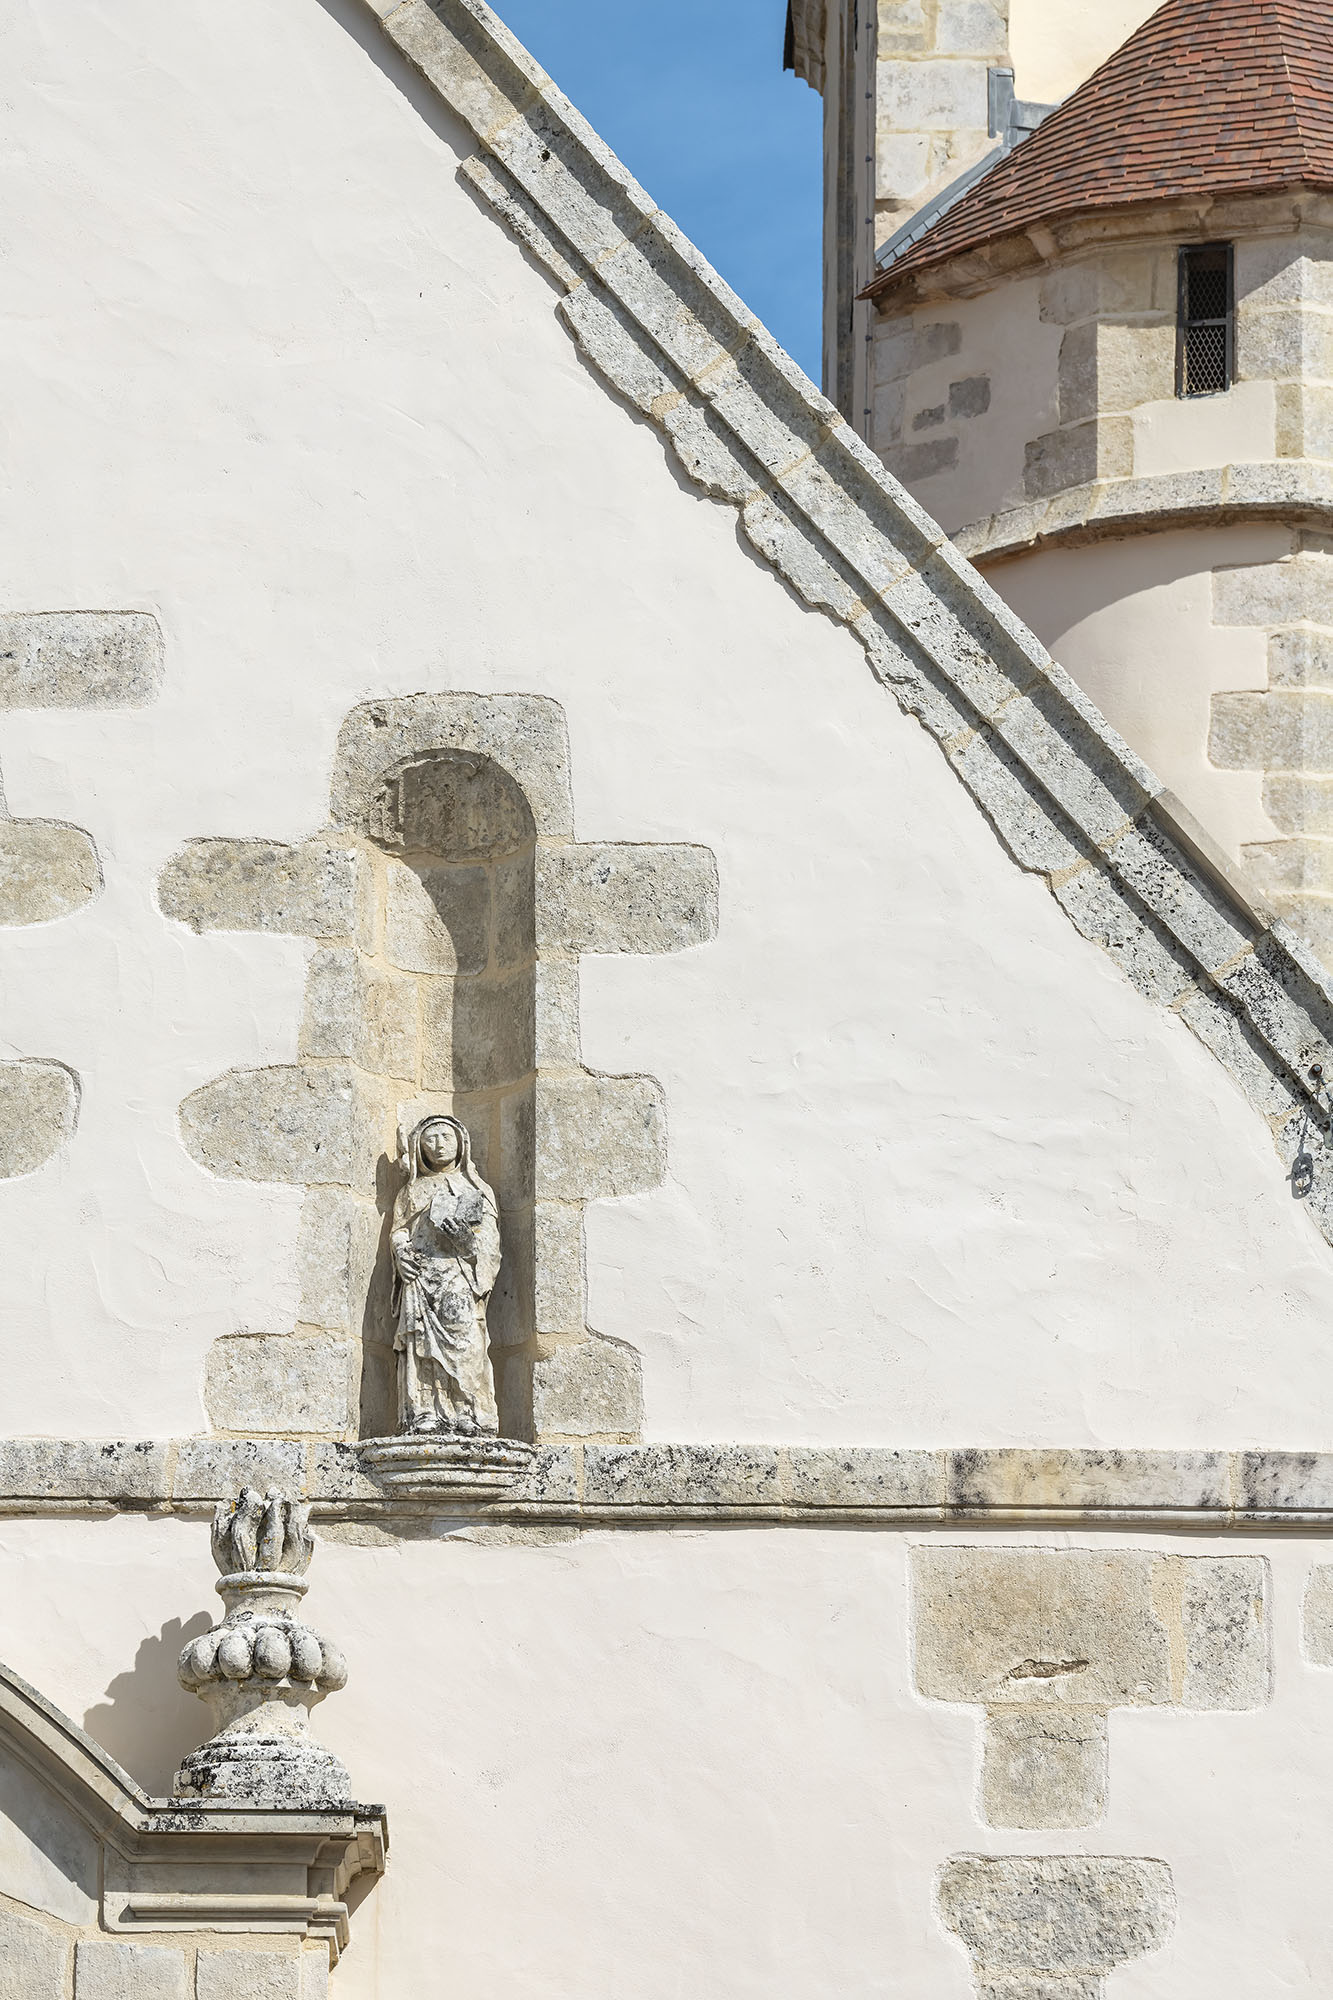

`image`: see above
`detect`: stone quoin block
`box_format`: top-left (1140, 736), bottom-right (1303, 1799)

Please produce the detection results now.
top-left (383, 860), bottom-right (490, 974)
top-left (937, 1854), bottom-right (1175, 1998)
top-left (179, 1064), bottom-right (383, 1188)
top-left (296, 1185), bottom-right (381, 1336)
top-left (0, 1060), bottom-right (78, 1178)
top-left (535, 843), bottom-right (719, 955)
top-left (0, 819), bottom-right (99, 924)
top-left (0, 1904), bottom-right (68, 1998)
top-left (531, 1334), bottom-right (643, 1438)
top-left (203, 1332), bottom-right (358, 1436)
top-left (300, 947), bottom-right (419, 1079)
top-left (1301, 1563), bottom-right (1333, 1664)
top-left (74, 1940), bottom-right (187, 2000)
top-left (979, 1710), bottom-right (1108, 1831)
top-left (0, 610), bottom-right (163, 707)
top-left (913, 1548), bottom-right (1269, 1826)
top-left (532, 1073), bottom-right (666, 1200)
top-left (158, 838), bottom-right (367, 939)
top-left (194, 1950), bottom-right (309, 2000)
top-left (1210, 689), bottom-right (1333, 771)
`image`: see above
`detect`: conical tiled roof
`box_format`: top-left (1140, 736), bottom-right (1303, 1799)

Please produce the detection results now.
top-left (865, 0), bottom-right (1333, 298)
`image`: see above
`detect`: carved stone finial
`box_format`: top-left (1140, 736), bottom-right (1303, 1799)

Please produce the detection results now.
top-left (175, 1487), bottom-right (351, 1807)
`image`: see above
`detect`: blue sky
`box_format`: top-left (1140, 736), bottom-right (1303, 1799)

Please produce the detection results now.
top-left (493, 0), bottom-right (824, 382)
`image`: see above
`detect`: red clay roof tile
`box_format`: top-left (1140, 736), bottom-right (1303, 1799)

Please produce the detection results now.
top-left (865, 0), bottom-right (1333, 298)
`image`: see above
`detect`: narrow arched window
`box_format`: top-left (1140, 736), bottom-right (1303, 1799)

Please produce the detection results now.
top-left (1177, 243), bottom-right (1234, 397)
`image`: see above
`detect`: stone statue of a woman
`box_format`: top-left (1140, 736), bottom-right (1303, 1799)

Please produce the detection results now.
top-left (390, 1114), bottom-right (502, 1436)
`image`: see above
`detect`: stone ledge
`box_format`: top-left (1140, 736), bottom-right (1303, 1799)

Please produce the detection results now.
top-left (7, 1440), bottom-right (1333, 1525)
top-left (955, 462), bottom-right (1333, 566)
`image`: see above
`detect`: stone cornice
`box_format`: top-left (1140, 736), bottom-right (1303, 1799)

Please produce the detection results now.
top-left (955, 462), bottom-right (1333, 565)
top-left (0, 1661), bottom-right (386, 1960)
top-left (11, 1437), bottom-right (1333, 1528)
top-left (357, 0), bottom-right (1333, 1253)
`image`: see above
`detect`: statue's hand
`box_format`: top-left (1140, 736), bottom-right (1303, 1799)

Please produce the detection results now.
top-left (395, 1246), bottom-right (422, 1281)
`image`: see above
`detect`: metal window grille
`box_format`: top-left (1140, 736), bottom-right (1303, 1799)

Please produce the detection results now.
top-left (1177, 243), bottom-right (1234, 397)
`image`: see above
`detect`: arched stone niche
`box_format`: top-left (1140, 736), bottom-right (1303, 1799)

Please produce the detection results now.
top-left (165, 693), bottom-right (718, 1446)
top-left (357, 744), bottom-right (539, 1432)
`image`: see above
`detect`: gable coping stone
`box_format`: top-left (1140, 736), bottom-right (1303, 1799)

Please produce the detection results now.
top-left (363, 0), bottom-right (1333, 1241)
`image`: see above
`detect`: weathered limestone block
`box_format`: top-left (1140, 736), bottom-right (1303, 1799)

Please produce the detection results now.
top-left (1039, 251), bottom-right (1165, 326)
top-left (1242, 836), bottom-right (1333, 895)
top-left (533, 959), bottom-right (581, 1066)
top-left (74, 1940), bottom-right (187, 2000)
top-left (0, 1437), bottom-right (166, 1503)
top-left (1213, 550), bottom-right (1333, 630)
top-left (1058, 320), bottom-right (1174, 425)
top-left (532, 1074), bottom-right (666, 1199)
top-left (383, 859), bottom-right (490, 973)
top-left (533, 1200), bottom-right (585, 1333)
top-left (0, 610), bottom-right (163, 707)
top-left (444, 969), bottom-right (536, 1091)
top-left (1301, 1563), bottom-right (1333, 1664)
top-left (330, 692), bottom-right (574, 840)
top-left (783, 1447), bottom-right (941, 1509)
top-left (1267, 627), bottom-right (1333, 688)
top-left (173, 1438), bottom-right (306, 1502)
top-left (0, 818), bottom-right (99, 924)
top-left (1210, 689), bottom-right (1333, 770)
top-left (300, 948), bottom-right (418, 1079)
top-left (891, 435), bottom-right (958, 483)
top-left (203, 1333), bottom-right (358, 1435)
top-left (980, 1711), bottom-right (1107, 1831)
top-left (584, 1443), bottom-right (782, 1508)
top-left (1263, 772), bottom-right (1333, 833)
top-left (914, 1549), bottom-right (1268, 1827)
top-left (0, 1059), bottom-right (78, 1177)
top-left (158, 839), bottom-right (367, 939)
top-left (1238, 301), bottom-right (1333, 383)
top-left (180, 1065), bottom-right (383, 1188)
top-left (536, 842), bottom-right (719, 953)
top-left (194, 1950), bottom-right (311, 2000)
top-left (0, 1905), bottom-right (67, 1997)
top-left (1025, 417), bottom-right (1132, 499)
top-left (531, 1333), bottom-right (643, 1438)
top-left (877, 58), bottom-right (988, 132)
top-left (937, 1855), bottom-right (1175, 2000)
top-left (296, 1186), bottom-right (381, 1336)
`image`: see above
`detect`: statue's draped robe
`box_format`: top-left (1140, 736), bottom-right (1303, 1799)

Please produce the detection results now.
top-left (391, 1172), bottom-right (502, 1433)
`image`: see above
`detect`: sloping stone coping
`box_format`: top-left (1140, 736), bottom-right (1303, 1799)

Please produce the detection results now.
top-left (0, 1661), bottom-right (385, 1963)
top-left (955, 462), bottom-right (1333, 566)
top-left (350, 0), bottom-right (1333, 1252)
top-left (8, 1439), bottom-right (1333, 1526)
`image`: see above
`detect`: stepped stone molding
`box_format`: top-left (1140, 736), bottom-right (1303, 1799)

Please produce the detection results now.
top-left (9, 1440), bottom-right (1333, 1526)
top-left (937, 1854), bottom-right (1175, 2000)
top-left (161, 692), bottom-right (717, 1446)
top-left (357, 0), bottom-right (1333, 1251)
top-left (913, 1547), bottom-right (1269, 1827)
top-left (954, 464), bottom-right (1333, 566)
top-left (0, 1657), bottom-right (384, 1988)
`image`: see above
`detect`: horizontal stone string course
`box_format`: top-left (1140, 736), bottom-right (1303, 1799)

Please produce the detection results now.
top-left (10, 1440), bottom-right (1333, 1523)
top-left (368, 0), bottom-right (1333, 1245)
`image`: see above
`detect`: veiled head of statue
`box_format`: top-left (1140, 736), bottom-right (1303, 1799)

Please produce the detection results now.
top-left (403, 1113), bottom-right (471, 1180)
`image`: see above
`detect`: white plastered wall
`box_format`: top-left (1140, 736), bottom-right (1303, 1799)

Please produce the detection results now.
top-left (4, 0), bottom-right (1333, 1467)
top-left (1007, 0), bottom-right (1161, 107)
top-left (3, 1513), bottom-right (1333, 1999)
top-left (988, 525), bottom-right (1286, 861)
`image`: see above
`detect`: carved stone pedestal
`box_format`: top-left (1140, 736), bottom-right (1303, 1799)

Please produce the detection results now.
top-left (176, 1493), bottom-right (352, 1809)
top-left (360, 1432), bottom-right (535, 1501)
